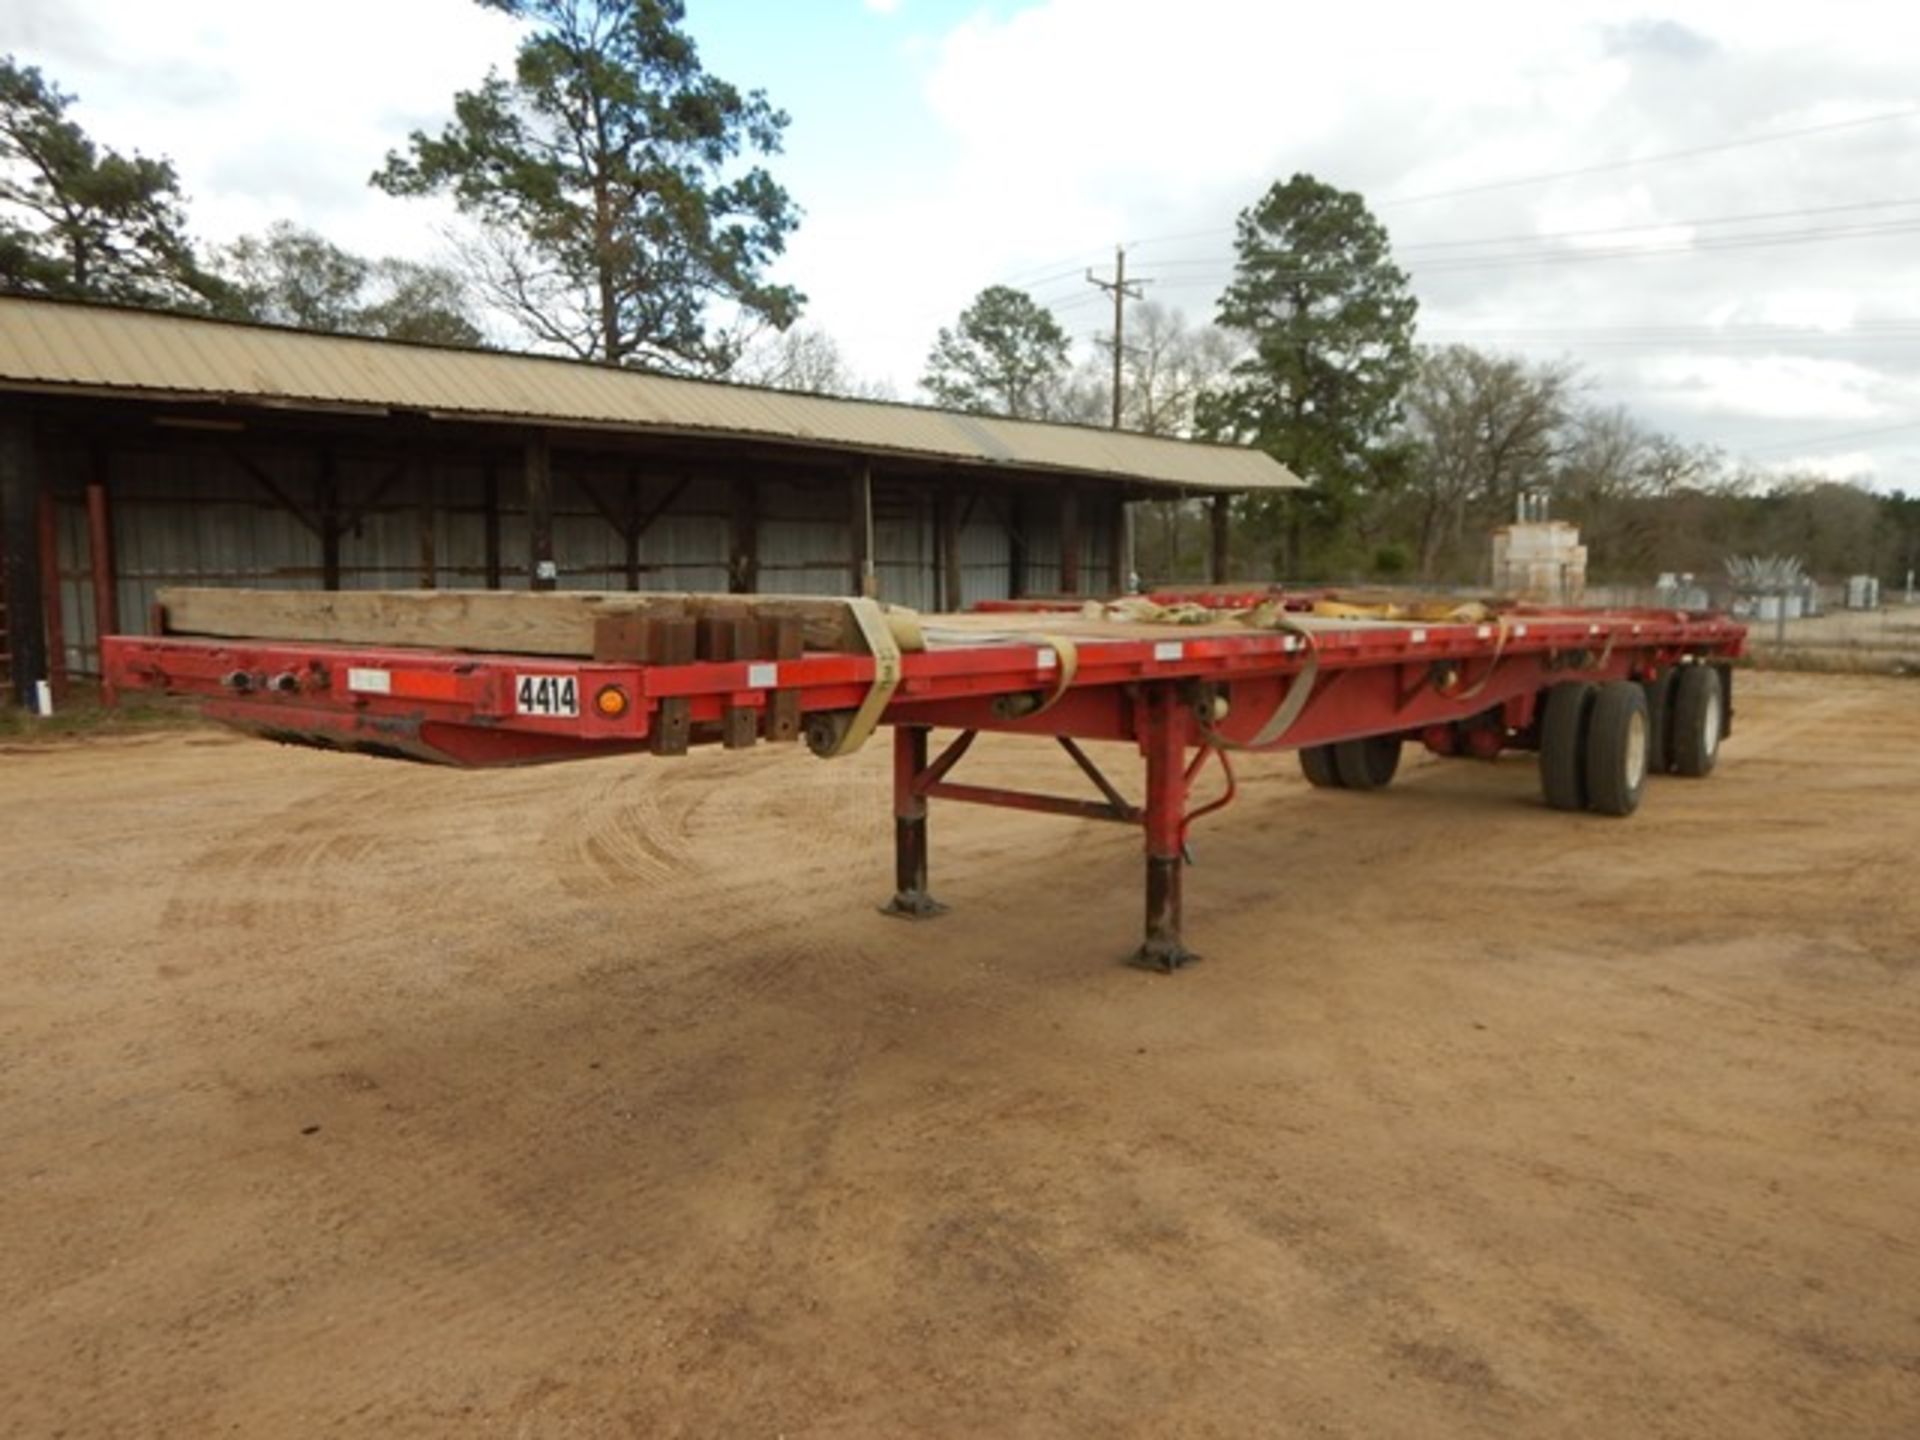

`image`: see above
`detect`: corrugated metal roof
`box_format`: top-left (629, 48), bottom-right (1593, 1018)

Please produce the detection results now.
top-left (0, 295), bottom-right (1300, 494)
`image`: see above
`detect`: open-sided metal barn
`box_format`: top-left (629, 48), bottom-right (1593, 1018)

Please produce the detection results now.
top-left (0, 294), bottom-right (1298, 705)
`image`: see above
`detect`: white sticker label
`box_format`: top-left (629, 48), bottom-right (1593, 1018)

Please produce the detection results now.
top-left (1410, 628), bottom-right (1428, 644)
top-left (747, 662), bottom-right (778, 689)
top-left (1514, 623), bottom-right (1528, 638)
top-left (515, 674), bottom-right (579, 717)
top-left (347, 667), bottom-right (391, 695)
top-left (1036, 648), bottom-right (1057, 670)
top-left (1153, 641), bottom-right (1184, 662)
top-left (1476, 625), bottom-right (1492, 639)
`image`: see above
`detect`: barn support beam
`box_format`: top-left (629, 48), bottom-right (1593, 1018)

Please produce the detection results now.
top-left (1210, 493), bottom-right (1231, 585)
top-left (850, 463), bottom-right (876, 598)
top-left (318, 449), bottom-right (342, 590)
top-left (86, 448), bottom-right (119, 704)
top-left (1007, 489), bottom-right (1027, 600)
top-left (0, 412), bottom-right (47, 708)
top-left (526, 432), bottom-right (555, 591)
top-left (483, 463), bottom-right (502, 590)
top-left (623, 469), bottom-right (642, 591)
top-left (728, 477), bottom-right (759, 594)
top-left (935, 489), bottom-right (960, 612)
top-left (1109, 492), bottom-right (1131, 596)
top-left (415, 454), bottom-right (436, 589)
top-left (36, 486), bottom-right (67, 702)
top-left (1059, 486), bottom-right (1081, 596)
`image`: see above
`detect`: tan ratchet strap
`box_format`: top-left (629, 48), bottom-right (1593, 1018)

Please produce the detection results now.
top-left (822, 597), bottom-right (905, 758)
top-left (1443, 614), bottom-right (1510, 702)
top-left (1201, 616), bottom-right (1321, 751)
top-left (1028, 635), bottom-right (1080, 716)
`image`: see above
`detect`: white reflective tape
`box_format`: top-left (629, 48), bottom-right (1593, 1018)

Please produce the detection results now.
top-left (747, 662), bottom-right (778, 689)
top-left (1590, 623), bottom-right (1602, 635)
top-left (1036, 648), bottom-right (1057, 670)
top-left (1514, 623), bottom-right (1528, 638)
top-left (1476, 624), bottom-right (1492, 639)
top-left (1153, 641), bottom-right (1184, 662)
top-left (1410, 628), bottom-right (1428, 644)
top-left (347, 667), bottom-right (391, 694)
top-left (1283, 635), bottom-right (1299, 652)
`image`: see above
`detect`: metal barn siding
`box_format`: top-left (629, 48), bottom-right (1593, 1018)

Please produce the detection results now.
top-left (759, 477), bottom-right (854, 597)
top-left (958, 494), bottom-right (1012, 606)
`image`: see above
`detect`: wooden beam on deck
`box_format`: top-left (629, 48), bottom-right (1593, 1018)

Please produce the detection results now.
top-left (157, 587), bottom-right (882, 658)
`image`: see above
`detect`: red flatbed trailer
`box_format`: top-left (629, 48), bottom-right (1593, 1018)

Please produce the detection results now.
top-left (104, 589), bottom-right (1746, 970)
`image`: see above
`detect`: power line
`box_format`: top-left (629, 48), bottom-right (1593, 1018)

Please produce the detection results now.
top-left (998, 107), bottom-right (1920, 290)
top-left (1380, 106), bottom-right (1920, 208)
top-left (1126, 215), bottom-right (1920, 292)
top-left (1738, 419), bottom-right (1920, 455)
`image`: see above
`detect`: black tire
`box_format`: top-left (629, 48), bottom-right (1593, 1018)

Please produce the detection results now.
top-left (1670, 665), bottom-right (1723, 778)
top-left (1299, 744), bottom-right (1344, 789)
top-left (1538, 681), bottom-right (1596, 812)
top-left (1641, 669), bottom-right (1677, 775)
top-left (1333, 735), bottom-right (1402, 791)
top-left (1585, 681), bottom-right (1651, 817)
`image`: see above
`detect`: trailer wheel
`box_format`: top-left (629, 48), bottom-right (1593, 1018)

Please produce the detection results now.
top-left (1641, 669), bottom-right (1677, 775)
top-left (1585, 681), bottom-right (1651, 817)
top-left (1299, 744), bottom-right (1344, 789)
top-left (1539, 681), bottom-right (1596, 812)
top-left (1670, 665), bottom-right (1723, 778)
top-left (1333, 736), bottom-right (1402, 791)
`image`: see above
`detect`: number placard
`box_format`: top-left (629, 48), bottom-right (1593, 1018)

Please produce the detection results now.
top-left (514, 674), bottom-right (580, 718)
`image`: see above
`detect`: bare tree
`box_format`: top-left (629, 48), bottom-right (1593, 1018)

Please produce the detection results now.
top-left (1402, 346), bottom-right (1573, 579)
top-left (729, 325), bottom-right (893, 399)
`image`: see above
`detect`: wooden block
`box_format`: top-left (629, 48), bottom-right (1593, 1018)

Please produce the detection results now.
top-left (759, 616), bottom-right (802, 743)
top-left (699, 615), bottom-right (761, 749)
top-left (646, 617), bottom-right (698, 757)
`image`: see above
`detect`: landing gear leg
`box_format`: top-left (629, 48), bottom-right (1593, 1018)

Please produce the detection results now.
top-left (882, 725), bottom-right (947, 919)
top-left (1133, 684), bottom-right (1196, 972)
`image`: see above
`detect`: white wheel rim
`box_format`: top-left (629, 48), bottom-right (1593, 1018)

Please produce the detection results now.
top-left (1625, 708), bottom-right (1648, 788)
top-left (1702, 689), bottom-right (1721, 758)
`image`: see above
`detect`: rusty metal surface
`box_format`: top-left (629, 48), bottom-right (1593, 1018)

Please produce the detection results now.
top-left (0, 295), bottom-right (1301, 495)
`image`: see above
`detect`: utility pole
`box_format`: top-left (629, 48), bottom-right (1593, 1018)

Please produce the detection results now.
top-left (1086, 245), bottom-right (1148, 429)
top-left (1087, 245), bottom-right (1149, 591)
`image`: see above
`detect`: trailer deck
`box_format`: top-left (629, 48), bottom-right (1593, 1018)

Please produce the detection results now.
top-left (104, 588), bottom-right (1746, 969)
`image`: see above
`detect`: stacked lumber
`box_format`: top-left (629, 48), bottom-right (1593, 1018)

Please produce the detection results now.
top-left (156, 587), bottom-right (893, 658)
top-left (154, 587), bottom-right (903, 756)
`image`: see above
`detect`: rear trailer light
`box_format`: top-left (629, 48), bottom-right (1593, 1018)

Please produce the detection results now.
top-left (594, 685), bottom-right (630, 718)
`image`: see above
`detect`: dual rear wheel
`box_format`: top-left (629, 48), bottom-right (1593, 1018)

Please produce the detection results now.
top-left (1299, 735), bottom-right (1402, 791)
top-left (1540, 666), bottom-right (1722, 816)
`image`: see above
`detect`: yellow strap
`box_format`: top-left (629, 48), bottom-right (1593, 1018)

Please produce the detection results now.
top-left (1027, 635), bottom-right (1080, 716)
top-left (1201, 615), bottom-right (1321, 751)
top-left (1444, 614), bottom-right (1510, 702)
top-left (822, 597), bottom-right (904, 758)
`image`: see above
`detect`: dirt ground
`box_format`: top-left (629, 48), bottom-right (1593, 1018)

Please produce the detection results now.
top-left (3, 669), bottom-right (1917, 1438)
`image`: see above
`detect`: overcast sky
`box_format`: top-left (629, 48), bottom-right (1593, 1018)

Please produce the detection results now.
top-left (7, 0), bottom-right (1919, 488)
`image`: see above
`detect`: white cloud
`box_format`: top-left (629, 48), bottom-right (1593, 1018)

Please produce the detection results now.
top-left (789, 0), bottom-right (1920, 486)
top-left (8, 0), bottom-right (522, 259)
